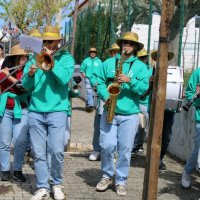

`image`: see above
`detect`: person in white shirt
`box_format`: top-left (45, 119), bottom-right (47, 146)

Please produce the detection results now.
top-left (0, 44), bottom-right (4, 69)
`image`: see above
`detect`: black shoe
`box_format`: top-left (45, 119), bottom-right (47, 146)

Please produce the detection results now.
top-left (1, 171), bottom-right (11, 181)
top-left (13, 171), bottom-right (26, 182)
top-left (131, 146), bottom-right (138, 157)
top-left (159, 162), bottom-right (166, 171)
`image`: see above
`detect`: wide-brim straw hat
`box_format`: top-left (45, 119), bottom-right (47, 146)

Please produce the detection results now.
top-left (40, 25), bottom-right (63, 40)
top-left (116, 32), bottom-right (144, 51)
top-left (151, 50), bottom-right (174, 61)
top-left (89, 47), bottom-right (97, 53)
top-left (137, 48), bottom-right (148, 58)
top-left (106, 43), bottom-right (120, 53)
top-left (6, 44), bottom-right (28, 56)
top-left (29, 29), bottom-right (41, 37)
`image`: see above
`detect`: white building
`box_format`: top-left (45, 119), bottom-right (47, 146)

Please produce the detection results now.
top-left (132, 14), bottom-right (200, 70)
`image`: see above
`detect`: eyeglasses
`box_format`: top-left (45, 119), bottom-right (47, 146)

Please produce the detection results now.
top-left (90, 51), bottom-right (96, 53)
top-left (122, 40), bottom-right (135, 47)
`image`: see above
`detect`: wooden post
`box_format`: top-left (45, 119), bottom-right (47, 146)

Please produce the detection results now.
top-left (142, 1), bottom-right (175, 200)
top-left (71, 0), bottom-right (79, 56)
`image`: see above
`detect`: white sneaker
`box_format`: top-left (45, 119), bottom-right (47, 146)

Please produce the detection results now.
top-left (31, 188), bottom-right (50, 200)
top-left (89, 151), bottom-right (100, 161)
top-left (52, 185), bottom-right (65, 200)
top-left (181, 169), bottom-right (191, 189)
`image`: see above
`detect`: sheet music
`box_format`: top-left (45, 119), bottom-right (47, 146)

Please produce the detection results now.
top-left (19, 34), bottom-right (43, 54)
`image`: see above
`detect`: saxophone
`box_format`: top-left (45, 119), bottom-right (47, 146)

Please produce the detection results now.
top-left (106, 50), bottom-right (127, 123)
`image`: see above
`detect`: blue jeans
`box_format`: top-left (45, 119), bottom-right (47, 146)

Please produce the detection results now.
top-left (160, 110), bottom-right (175, 161)
top-left (184, 123), bottom-right (200, 174)
top-left (134, 104), bottom-right (149, 147)
top-left (28, 111), bottom-right (68, 189)
top-left (0, 108), bottom-right (28, 171)
top-left (85, 78), bottom-right (94, 107)
top-left (100, 111), bottom-right (139, 185)
top-left (92, 112), bottom-right (101, 152)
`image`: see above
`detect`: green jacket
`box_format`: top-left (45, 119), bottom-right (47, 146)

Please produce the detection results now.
top-left (97, 55), bottom-right (149, 115)
top-left (185, 68), bottom-right (200, 122)
top-left (80, 57), bottom-right (102, 87)
top-left (22, 50), bottom-right (75, 112)
top-left (140, 63), bottom-right (153, 106)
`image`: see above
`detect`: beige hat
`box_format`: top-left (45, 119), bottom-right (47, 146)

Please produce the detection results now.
top-left (151, 50), bottom-right (174, 61)
top-left (116, 32), bottom-right (144, 51)
top-left (40, 25), bottom-right (62, 40)
top-left (106, 43), bottom-right (120, 53)
top-left (29, 29), bottom-right (41, 37)
top-left (89, 47), bottom-right (97, 53)
top-left (7, 44), bottom-right (28, 56)
top-left (137, 48), bottom-right (148, 58)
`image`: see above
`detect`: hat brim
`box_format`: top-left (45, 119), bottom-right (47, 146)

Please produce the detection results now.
top-left (138, 53), bottom-right (149, 58)
top-left (39, 36), bottom-right (63, 40)
top-left (116, 39), bottom-right (144, 51)
top-left (151, 51), bottom-right (174, 61)
top-left (106, 48), bottom-right (120, 53)
top-left (6, 53), bottom-right (29, 57)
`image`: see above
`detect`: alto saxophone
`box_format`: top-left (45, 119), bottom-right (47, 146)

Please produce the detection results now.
top-left (106, 51), bottom-right (127, 123)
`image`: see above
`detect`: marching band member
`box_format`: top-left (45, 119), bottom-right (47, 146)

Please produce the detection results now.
top-left (132, 48), bottom-right (153, 155)
top-left (89, 43), bottom-right (120, 161)
top-left (181, 68), bottom-right (200, 188)
top-left (22, 25), bottom-right (74, 200)
top-left (96, 32), bottom-right (149, 196)
top-left (80, 47), bottom-right (102, 112)
top-left (106, 43), bottom-right (120, 58)
top-left (0, 44), bottom-right (29, 182)
top-left (149, 50), bottom-right (175, 171)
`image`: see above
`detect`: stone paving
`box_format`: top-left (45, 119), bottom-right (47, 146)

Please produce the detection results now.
top-left (0, 98), bottom-right (200, 200)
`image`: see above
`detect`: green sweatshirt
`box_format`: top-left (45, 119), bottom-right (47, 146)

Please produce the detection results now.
top-left (185, 68), bottom-right (200, 123)
top-left (80, 56), bottom-right (102, 87)
top-left (140, 63), bottom-right (153, 106)
top-left (97, 55), bottom-right (149, 115)
top-left (22, 50), bottom-right (74, 112)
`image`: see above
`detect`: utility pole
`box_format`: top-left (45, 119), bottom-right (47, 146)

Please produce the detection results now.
top-left (71, 0), bottom-right (79, 56)
top-left (142, 1), bottom-right (175, 200)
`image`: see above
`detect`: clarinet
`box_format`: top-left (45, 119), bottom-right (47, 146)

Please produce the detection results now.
top-left (182, 92), bottom-right (200, 111)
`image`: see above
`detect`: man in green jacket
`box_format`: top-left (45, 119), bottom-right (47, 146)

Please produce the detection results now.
top-left (22, 25), bottom-right (74, 200)
top-left (181, 68), bottom-right (200, 188)
top-left (96, 32), bottom-right (149, 196)
top-left (80, 47), bottom-right (102, 112)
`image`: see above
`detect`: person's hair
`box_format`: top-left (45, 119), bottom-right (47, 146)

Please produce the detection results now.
top-left (0, 44), bottom-right (3, 51)
top-left (1, 55), bottom-right (25, 76)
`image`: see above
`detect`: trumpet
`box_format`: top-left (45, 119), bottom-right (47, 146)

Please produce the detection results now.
top-left (182, 92), bottom-right (200, 111)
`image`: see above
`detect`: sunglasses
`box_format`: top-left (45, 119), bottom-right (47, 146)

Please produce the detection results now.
top-left (90, 51), bottom-right (96, 53)
top-left (122, 40), bottom-right (135, 46)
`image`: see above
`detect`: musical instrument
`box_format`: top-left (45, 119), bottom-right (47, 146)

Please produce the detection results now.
top-left (165, 66), bottom-right (184, 112)
top-left (1, 40), bottom-right (72, 94)
top-left (69, 76), bottom-right (82, 95)
top-left (106, 51), bottom-right (126, 123)
top-left (182, 92), bottom-right (200, 111)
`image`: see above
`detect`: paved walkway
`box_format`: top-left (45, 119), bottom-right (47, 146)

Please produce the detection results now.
top-left (0, 98), bottom-right (200, 200)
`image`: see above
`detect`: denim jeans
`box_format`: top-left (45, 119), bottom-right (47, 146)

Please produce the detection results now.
top-left (28, 111), bottom-right (68, 189)
top-left (134, 104), bottom-right (149, 147)
top-left (0, 108), bottom-right (28, 171)
top-left (160, 110), bottom-right (175, 161)
top-left (184, 123), bottom-right (200, 174)
top-left (92, 112), bottom-right (101, 152)
top-left (100, 111), bottom-right (139, 185)
top-left (85, 78), bottom-right (94, 107)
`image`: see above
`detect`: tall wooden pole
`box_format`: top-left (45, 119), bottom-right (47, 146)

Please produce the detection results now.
top-left (142, 1), bottom-right (175, 200)
top-left (71, 0), bottom-right (79, 56)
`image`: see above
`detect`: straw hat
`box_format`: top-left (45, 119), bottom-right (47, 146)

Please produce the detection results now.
top-left (106, 43), bottom-right (120, 53)
top-left (7, 44), bottom-right (28, 56)
top-left (29, 29), bottom-right (41, 37)
top-left (151, 50), bottom-right (174, 61)
top-left (89, 47), bottom-right (97, 53)
top-left (137, 48), bottom-right (148, 58)
top-left (40, 25), bottom-right (62, 40)
top-left (116, 32), bottom-right (144, 51)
